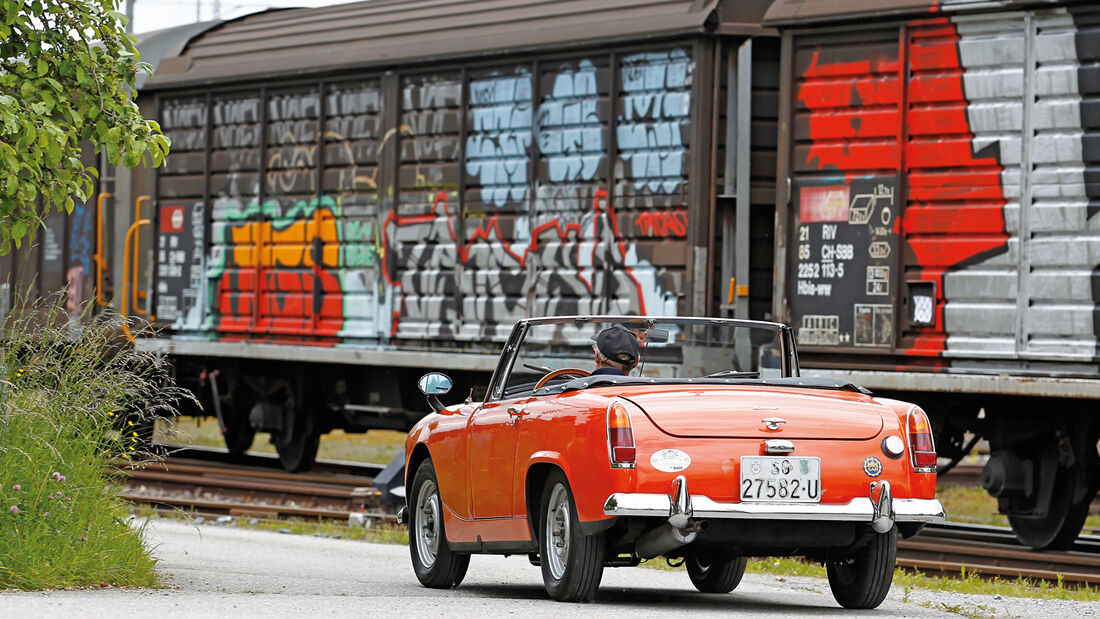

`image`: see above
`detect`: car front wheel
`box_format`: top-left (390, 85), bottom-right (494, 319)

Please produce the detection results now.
top-left (826, 526), bottom-right (896, 609)
top-left (686, 553), bottom-right (747, 593)
top-left (409, 458), bottom-right (470, 588)
top-left (539, 470), bottom-right (606, 602)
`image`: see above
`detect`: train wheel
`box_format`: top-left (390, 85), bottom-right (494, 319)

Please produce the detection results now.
top-left (223, 386), bottom-right (256, 456)
top-left (1008, 466), bottom-right (1095, 550)
top-left (223, 414), bottom-right (256, 456)
top-left (274, 407), bottom-right (319, 472)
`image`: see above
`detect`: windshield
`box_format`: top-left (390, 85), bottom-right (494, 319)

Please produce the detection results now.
top-left (497, 317), bottom-right (789, 399)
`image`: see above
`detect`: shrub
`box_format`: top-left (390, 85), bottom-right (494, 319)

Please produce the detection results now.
top-left (0, 299), bottom-right (190, 590)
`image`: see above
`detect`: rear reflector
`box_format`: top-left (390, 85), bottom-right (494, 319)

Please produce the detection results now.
top-left (907, 407), bottom-right (936, 472)
top-left (607, 401), bottom-right (636, 469)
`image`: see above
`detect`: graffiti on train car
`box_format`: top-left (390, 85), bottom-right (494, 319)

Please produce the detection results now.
top-left (160, 48), bottom-right (695, 343)
top-left (792, 18), bottom-right (1012, 356)
top-left (792, 7), bottom-right (1100, 360)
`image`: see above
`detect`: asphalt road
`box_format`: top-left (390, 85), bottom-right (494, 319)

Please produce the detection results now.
top-left (0, 519), bottom-right (1096, 617)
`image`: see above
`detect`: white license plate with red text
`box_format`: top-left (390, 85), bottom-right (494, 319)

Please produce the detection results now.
top-left (739, 456), bottom-right (821, 503)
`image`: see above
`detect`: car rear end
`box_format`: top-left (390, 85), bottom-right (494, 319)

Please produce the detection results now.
top-left (596, 384), bottom-right (944, 559)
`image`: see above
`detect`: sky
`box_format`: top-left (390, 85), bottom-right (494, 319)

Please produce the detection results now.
top-left (126, 0), bottom-right (348, 34)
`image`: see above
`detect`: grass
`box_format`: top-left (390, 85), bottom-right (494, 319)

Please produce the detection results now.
top-left (0, 299), bottom-right (191, 590)
top-left (157, 416), bottom-right (406, 465)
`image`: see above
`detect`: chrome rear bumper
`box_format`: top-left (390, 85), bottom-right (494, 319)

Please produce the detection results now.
top-left (604, 477), bottom-right (945, 528)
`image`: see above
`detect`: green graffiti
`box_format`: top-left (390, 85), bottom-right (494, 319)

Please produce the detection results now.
top-left (340, 243), bottom-right (378, 268)
top-left (344, 219), bottom-right (374, 241)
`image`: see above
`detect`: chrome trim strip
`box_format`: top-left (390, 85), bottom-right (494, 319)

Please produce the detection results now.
top-left (604, 493), bottom-right (945, 523)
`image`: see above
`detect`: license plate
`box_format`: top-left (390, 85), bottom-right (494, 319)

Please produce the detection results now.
top-left (739, 456), bottom-right (821, 503)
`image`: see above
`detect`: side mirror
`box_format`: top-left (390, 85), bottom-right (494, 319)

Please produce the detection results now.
top-left (418, 372), bottom-right (452, 395)
top-left (418, 372), bottom-right (452, 412)
top-left (643, 328), bottom-right (671, 344)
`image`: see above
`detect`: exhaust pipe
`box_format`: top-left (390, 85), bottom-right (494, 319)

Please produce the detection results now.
top-left (635, 475), bottom-right (702, 559)
top-left (636, 521), bottom-right (698, 559)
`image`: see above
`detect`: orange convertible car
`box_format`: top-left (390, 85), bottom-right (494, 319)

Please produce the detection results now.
top-left (402, 316), bottom-right (945, 608)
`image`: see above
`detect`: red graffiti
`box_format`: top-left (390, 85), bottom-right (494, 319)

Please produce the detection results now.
top-left (797, 18), bottom-right (1009, 357)
top-left (634, 210), bottom-right (688, 237)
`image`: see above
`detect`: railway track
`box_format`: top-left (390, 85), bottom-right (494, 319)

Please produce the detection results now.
top-left (114, 453), bottom-right (395, 522)
top-left (897, 522), bottom-right (1100, 585)
top-left (116, 455), bottom-right (1100, 586)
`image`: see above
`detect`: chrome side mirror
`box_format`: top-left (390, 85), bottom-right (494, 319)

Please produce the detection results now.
top-left (418, 372), bottom-right (452, 412)
top-left (418, 373), bottom-right (452, 395)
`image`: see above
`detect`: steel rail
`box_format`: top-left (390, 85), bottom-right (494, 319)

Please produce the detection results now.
top-left (898, 522), bottom-right (1100, 585)
top-left (115, 455), bottom-right (390, 521)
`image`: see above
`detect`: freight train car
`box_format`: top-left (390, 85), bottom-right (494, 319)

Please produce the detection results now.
top-left (118, 0), bottom-right (783, 471)
top-left (765, 0), bottom-right (1100, 549)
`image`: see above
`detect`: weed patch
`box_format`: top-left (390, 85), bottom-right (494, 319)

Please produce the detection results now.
top-left (0, 299), bottom-right (191, 590)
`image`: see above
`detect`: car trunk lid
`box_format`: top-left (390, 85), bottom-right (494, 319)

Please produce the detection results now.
top-left (619, 385), bottom-right (885, 440)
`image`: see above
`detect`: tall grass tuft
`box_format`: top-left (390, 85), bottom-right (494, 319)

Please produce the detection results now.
top-left (0, 297), bottom-right (192, 590)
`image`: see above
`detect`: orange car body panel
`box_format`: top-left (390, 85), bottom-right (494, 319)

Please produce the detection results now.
top-left (406, 383), bottom-right (937, 545)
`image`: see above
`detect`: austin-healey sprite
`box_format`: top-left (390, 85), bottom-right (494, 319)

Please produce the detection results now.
top-left (403, 316), bottom-right (944, 608)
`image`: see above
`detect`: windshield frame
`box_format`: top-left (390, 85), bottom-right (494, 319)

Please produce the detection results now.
top-left (484, 315), bottom-right (797, 402)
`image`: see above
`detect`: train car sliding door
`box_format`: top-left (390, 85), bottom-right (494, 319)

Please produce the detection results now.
top-left (785, 17), bottom-right (1032, 362)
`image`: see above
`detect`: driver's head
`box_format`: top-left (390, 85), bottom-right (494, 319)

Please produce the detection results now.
top-left (592, 324), bottom-right (640, 374)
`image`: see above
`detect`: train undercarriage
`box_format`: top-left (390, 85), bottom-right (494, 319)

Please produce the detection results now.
top-left (169, 354), bottom-right (492, 472)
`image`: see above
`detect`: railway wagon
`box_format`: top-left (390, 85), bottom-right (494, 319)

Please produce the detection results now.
top-left (765, 0), bottom-right (1100, 549)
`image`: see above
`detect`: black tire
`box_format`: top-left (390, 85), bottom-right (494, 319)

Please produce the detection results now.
top-left (826, 526), bottom-right (896, 610)
top-left (538, 470), bottom-right (605, 602)
top-left (686, 553), bottom-right (747, 594)
top-left (408, 459), bottom-right (470, 588)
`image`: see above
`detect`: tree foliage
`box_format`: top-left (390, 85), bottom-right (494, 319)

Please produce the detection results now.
top-left (0, 0), bottom-right (169, 254)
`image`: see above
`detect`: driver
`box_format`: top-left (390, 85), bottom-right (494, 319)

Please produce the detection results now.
top-left (591, 324), bottom-right (640, 376)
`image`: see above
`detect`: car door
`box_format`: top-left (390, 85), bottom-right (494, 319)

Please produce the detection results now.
top-left (469, 395), bottom-right (533, 519)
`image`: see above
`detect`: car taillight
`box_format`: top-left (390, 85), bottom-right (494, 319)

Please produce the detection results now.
top-left (907, 406), bottom-right (936, 472)
top-left (607, 401), bottom-right (636, 469)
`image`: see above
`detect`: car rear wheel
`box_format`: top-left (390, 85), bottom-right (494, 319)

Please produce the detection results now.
top-left (409, 459), bottom-right (470, 588)
top-left (826, 526), bottom-right (896, 609)
top-left (539, 470), bottom-right (605, 602)
top-left (686, 553), bottom-right (747, 594)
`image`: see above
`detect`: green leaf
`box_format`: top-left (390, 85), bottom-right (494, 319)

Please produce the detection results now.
top-left (36, 58), bottom-right (45, 77)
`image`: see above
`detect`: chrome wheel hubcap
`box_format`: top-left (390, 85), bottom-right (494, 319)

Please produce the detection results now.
top-left (415, 479), bottom-right (441, 568)
top-left (545, 483), bottom-right (570, 580)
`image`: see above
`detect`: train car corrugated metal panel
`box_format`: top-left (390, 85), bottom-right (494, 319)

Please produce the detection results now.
top-left (145, 0), bottom-right (772, 90)
top-left (764, 0), bottom-right (1062, 26)
top-left (154, 42), bottom-right (706, 344)
top-left (780, 1), bottom-right (1100, 367)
